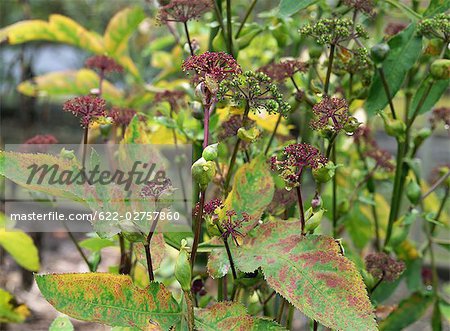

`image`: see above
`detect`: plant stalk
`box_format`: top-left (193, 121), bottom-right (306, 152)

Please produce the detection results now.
top-left (296, 185), bottom-right (306, 235)
top-left (183, 21), bottom-right (195, 56)
top-left (378, 67), bottom-right (397, 119)
top-left (191, 190), bottom-right (206, 269)
top-left (324, 43), bottom-right (336, 95)
top-left (235, 0), bottom-right (257, 39)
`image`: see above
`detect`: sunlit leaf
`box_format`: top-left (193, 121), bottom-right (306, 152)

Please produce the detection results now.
top-left (379, 292), bottom-right (433, 330)
top-left (0, 288), bottom-right (30, 323)
top-left (278, 0), bottom-right (318, 17)
top-left (0, 226), bottom-right (40, 271)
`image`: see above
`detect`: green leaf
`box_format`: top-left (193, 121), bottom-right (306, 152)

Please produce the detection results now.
top-left (409, 77), bottom-right (450, 116)
top-left (0, 214), bottom-right (40, 271)
top-left (220, 155), bottom-right (274, 225)
top-left (217, 219), bottom-right (377, 330)
top-left (0, 288), bottom-right (30, 323)
top-left (424, 0), bottom-right (450, 17)
top-left (36, 273), bottom-right (182, 329)
top-left (195, 302), bottom-right (286, 330)
top-left (0, 15), bottom-right (104, 54)
top-left (439, 299), bottom-right (450, 323)
top-left (432, 300), bottom-right (442, 331)
top-left (385, 0), bottom-right (422, 20)
top-left (365, 24), bottom-right (423, 114)
top-left (17, 69), bottom-right (124, 105)
top-left (379, 292), bottom-right (434, 331)
top-left (49, 316), bottom-right (74, 331)
top-left (278, 0), bottom-right (318, 17)
top-left (79, 237), bottom-right (115, 252)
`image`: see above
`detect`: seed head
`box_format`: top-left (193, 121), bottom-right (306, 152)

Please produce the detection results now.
top-left (418, 13), bottom-right (450, 42)
top-left (221, 210), bottom-right (249, 246)
top-left (110, 107), bottom-right (137, 127)
top-left (182, 51), bottom-right (241, 84)
top-left (85, 55), bottom-right (123, 74)
top-left (365, 252), bottom-right (405, 282)
top-left (63, 96), bottom-right (107, 128)
top-left (258, 60), bottom-right (308, 83)
top-left (342, 0), bottom-right (375, 16)
top-left (157, 0), bottom-right (212, 24)
top-left (384, 22), bottom-right (407, 36)
top-left (311, 97), bottom-right (350, 132)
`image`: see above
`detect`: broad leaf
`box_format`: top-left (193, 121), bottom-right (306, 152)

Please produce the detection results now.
top-left (36, 273), bottom-right (182, 329)
top-left (17, 69), bottom-right (124, 105)
top-left (0, 15), bottom-right (103, 54)
top-left (278, 0), bottom-right (318, 17)
top-left (365, 24), bottom-right (422, 114)
top-left (409, 76), bottom-right (449, 116)
top-left (220, 155), bottom-right (274, 225)
top-left (379, 292), bottom-right (433, 330)
top-left (49, 316), bottom-right (74, 331)
top-left (209, 219), bottom-right (377, 330)
top-left (0, 227), bottom-right (40, 271)
top-left (0, 288), bottom-right (30, 323)
top-left (79, 237), bottom-right (116, 251)
top-left (424, 0), bottom-right (450, 17)
top-left (195, 302), bottom-right (286, 330)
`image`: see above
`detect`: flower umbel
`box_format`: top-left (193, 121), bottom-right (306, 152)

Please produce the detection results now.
top-left (85, 55), bottom-right (123, 74)
top-left (157, 0), bottom-right (212, 23)
top-left (365, 252), bottom-right (405, 282)
top-left (311, 97), bottom-right (350, 132)
top-left (182, 51), bottom-right (241, 84)
top-left (271, 143), bottom-right (327, 187)
top-left (258, 59), bottom-right (309, 83)
top-left (220, 210), bottom-right (249, 246)
top-left (342, 0), bottom-right (375, 16)
top-left (110, 107), bottom-right (137, 127)
top-left (63, 96), bottom-right (107, 128)
top-left (22, 134), bottom-right (58, 153)
top-left (418, 13), bottom-right (450, 42)
top-left (218, 71), bottom-right (291, 115)
top-left (204, 198), bottom-right (223, 215)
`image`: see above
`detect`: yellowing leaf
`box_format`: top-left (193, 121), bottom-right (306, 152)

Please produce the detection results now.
top-left (0, 226), bottom-right (40, 271)
top-left (17, 69), bottom-right (124, 105)
top-left (0, 288), bottom-right (30, 323)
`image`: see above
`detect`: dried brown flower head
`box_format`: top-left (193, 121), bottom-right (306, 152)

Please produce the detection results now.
top-left (110, 107), bottom-right (137, 127)
top-left (430, 107), bottom-right (450, 130)
top-left (85, 55), bottom-right (123, 74)
top-left (311, 97), bottom-right (350, 132)
top-left (63, 96), bottom-right (107, 128)
top-left (365, 252), bottom-right (405, 282)
top-left (158, 0), bottom-right (212, 24)
top-left (258, 60), bottom-right (308, 82)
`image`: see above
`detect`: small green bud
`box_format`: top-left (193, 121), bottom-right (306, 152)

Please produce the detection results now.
top-left (371, 43), bottom-right (390, 63)
top-left (202, 143), bottom-right (219, 161)
top-left (191, 101), bottom-right (204, 120)
top-left (406, 180), bottom-right (421, 205)
top-left (312, 161), bottom-right (336, 183)
top-left (413, 127), bottom-right (432, 148)
top-left (99, 124), bottom-right (112, 138)
top-left (192, 157), bottom-right (216, 191)
top-left (344, 116), bottom-right (361, 134)
top-left (237, 127), bottom-right (260, 142)
top-left (305, 208), bottom-right (324, 233)
top-left (430, 59), bottom-right (450, 80)
top-left (380, 112), bottom-right (407, 141)
top-left (175, 241), bottom-right (191, 291)
top-left (59, 148), bottom-right (76, 160)
top-left (309, 45), bottom-right (323, 59)
top-left (338, 200), bottom-right (350, 216)
top-left (367, 177), bottom-right (375, 193)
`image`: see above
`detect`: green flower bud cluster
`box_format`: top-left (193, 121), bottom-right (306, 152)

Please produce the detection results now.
top-left (417, 13), bottom-right (450, 42)
top-left (299, 18), bottom-right (368, 46)
top-left (218, 71), bottom-right (291, 116)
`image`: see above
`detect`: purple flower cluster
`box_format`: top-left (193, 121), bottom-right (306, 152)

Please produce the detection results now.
top-left (110, 107), bottom-right (137, 127)
top-left (22, 134), bottom-right (58, 153)
top-left (204, 198), bottom-right (223, 215)
top-left (85, 55), bottom-right (123, 74)
top-left (311, 97), bottom-right (350, 132)
top-left (365, 252), bottom-right (405, 282)
top-left (258, 60), bottom-right (308, 83)
top-left (158, 0), bottom-right (212, 23)
top-left (221, 210), bottom-right (248, 246)
top-left (63, 96), bottom-right (107, 128)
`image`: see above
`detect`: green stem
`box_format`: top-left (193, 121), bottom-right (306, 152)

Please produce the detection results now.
top-left (226, 0), bottom-right (233, 56)
top-left (264, 113), bottom-right (282, 155)
top-left (371, 199), bottom-right (381, 251)
top-left (332, 145), bottom-right (337, 237)
top-left (296, 185), bottom-right (306, 235)
top-left (324, 43), bottom-right (336, 95)
top-left (235, 0), bottom-right (257, 39)
top-left (217, 227), bottom-right (237, 279)
top-left (63, 221), bottom-right (92, 271)
top-left (378, 67), bottom-right (397, 119)
top-left (144, 208), bottom-right (162, 282)
top-left (184, 291), bottom-right (195, 330)
top-left (81, 127), bottom-right (89, 170)
top-left (183, 21), bottom-right (195, 56)
top-left (190, 190), bottom-right (205, 269)
top-left (286, 305), bottom-right (294, 330)
top-left (408, 80), bottom-right (434, 127)
top-left (276, 298), bottom-right (286, 324)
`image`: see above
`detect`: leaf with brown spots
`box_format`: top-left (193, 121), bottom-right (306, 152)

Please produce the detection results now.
top-left (222, 219), bottom-right (377, 330)
top-left (36, 273), bottom-right (182, 330)
top-left (195, 302), bottom-right (286, 330)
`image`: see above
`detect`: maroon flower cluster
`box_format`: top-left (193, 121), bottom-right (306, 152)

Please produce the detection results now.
top-left (141, 178), bottom-right (173, 200)
top-left (182, 51), bottom-right (241, 83)
top-left (204, 198), bottom-right (223, 215)
top-left (110, 107), bottom-right (137, 127)
top-left (22, 134), bottom-right (58, 153)
top-left (384, 22), bottom-right (407, 36)
top-left (221, 210), bottom-right (249, 246)
top-left (343, 0), bottom-right (375, 16)
top-left (258, 60), bottom-right (308, 82)
top-left (430, 107), bottom-right (450, 130)
top-left (157, 0), bottom-right (212, 23)
top-left (85, 55), bottom-right (123, 74)
top-left (365, 149), bottom-right (395, 172)
top-left (63, 96), bottom-right (107, 128)
top-left (154, 90), bottom-right (187, 110)
top-left (311, 97), bottom-right (349, 132)
top-left (365, 252), bottom-right (405, 282)
top-left (271, 143), bottom-right (327, 186)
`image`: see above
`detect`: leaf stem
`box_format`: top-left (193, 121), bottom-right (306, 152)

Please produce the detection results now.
top-left (144, 207), bottom-right (161, 282)
top-left (235, 0), bottom-right (257, 39)
top-left (219, 229), bottom-right (237, 279)
top-left (183, 21), bottom-right (195, 56)
top-left (296, 185), bottom-right (306, 235)
top-left (324, 43), bottom-right (336, 95)
top-left (331, 145), bottom-right (337, 237)
top-left (226, 0), bottom-right (233, 56)
top-left (62, 221), bottom-right (92, 271)
top-left (81, 127), bottom-right (89, 170)
top-left (264, 113), bottom-right (282, 155)
top-left (190, 190), bottom-right (205, 269)
top-left (378, 67), bottom-right (397, 119)
top-left (184, 291), bottom-right (195, 330)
